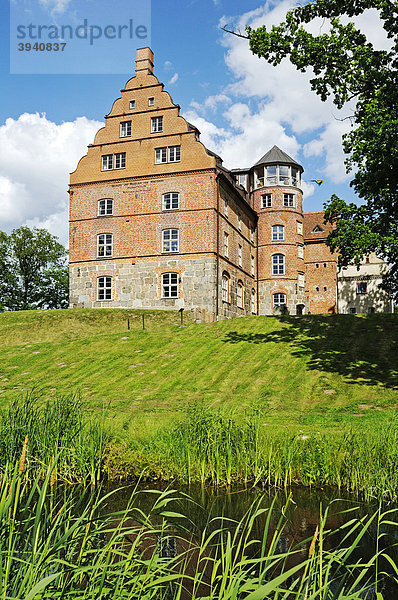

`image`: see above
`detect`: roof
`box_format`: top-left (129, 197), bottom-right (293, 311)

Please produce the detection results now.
top-left (303, 211), bottom-right (334, 241)
top-left (254, 145), bottom-right (303, 170)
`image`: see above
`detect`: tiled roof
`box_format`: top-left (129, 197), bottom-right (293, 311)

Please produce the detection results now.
top-left (303, 211), bottom-right (334, 241)
top-left (254, 145), bottom-right (302, 169)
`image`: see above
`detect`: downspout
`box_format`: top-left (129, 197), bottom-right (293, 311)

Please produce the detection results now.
top-left (256, 215), bottom-right (259, 315)
top-left (215, 174), bottom-right (220, 320)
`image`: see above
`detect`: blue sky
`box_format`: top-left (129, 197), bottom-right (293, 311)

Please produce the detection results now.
top-left (0, 0), bottom-right (386, 244)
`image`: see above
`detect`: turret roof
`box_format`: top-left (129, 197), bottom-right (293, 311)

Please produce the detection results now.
top-left (254, 145), bottom-right (303, 170)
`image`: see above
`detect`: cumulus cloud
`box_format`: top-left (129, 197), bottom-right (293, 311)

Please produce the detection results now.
top-left (0, 113), bottom-right (102, 244)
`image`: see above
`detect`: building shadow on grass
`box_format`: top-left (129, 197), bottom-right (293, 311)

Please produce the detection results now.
top-left (222, 315), bottom-right (398, 389)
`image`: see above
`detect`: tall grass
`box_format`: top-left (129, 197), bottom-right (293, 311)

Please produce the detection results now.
top-left (1, 449), bottom-right (398, 599)
top-left (0, 392), bottom-right (107, 484)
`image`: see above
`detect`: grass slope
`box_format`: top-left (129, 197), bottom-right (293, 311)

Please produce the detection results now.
top-left (0, 309), bottom-right (397, 439)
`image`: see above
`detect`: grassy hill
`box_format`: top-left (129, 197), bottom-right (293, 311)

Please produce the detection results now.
top-left (0, 308), bottom-right (397, 441)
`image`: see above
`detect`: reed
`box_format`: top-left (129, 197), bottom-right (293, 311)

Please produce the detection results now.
top-left (1, 452), bottom-right (397, 599)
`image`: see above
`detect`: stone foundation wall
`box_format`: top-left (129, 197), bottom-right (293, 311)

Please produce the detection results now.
top-left (69, 256), bottom-right (217, 322)
top-left (258, 279), bottom-right (307, 315)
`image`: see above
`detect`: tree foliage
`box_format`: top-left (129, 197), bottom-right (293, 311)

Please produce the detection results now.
top-left (0, 226), bottom-right (69, 311)
top-left (246, 0), bottom-right (398, 297)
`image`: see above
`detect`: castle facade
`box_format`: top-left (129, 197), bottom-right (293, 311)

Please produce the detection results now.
top-left (69, 48), bottom-right (390, 320)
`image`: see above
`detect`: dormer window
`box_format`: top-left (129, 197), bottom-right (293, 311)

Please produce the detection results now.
top-left (312, 225), bottom-right (324, 233)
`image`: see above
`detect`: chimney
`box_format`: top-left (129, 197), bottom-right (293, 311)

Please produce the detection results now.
top-left (135, 47), bottom-right (154, 76)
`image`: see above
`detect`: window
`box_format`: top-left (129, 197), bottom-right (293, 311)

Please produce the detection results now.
top-left (324, 263), bottom-right (327, 268)
top-left (251, 255), bottom-right (255, 277)
top-left (323, 286), bottom-right (327, 291)
top-left (97, 276), bottom-right (112, 301)
top-left (224, 199), bottom-right (228, 218)
top-left (316, 263), bottom-right (319, 268)
top-left (298, 273), bottom-right (305, 288)
top-left (365, 256), bottom-right (370, 263)
top-left (272, 254), bottom-right (285, 275)
top-left (261, 194), bottom-right (272, 208)
top-left (162, 229), bottom-right (179, 253)
top-left (98, 199), bottom-right (113, 216)
top-left (238, 245), bottom-right (242, 267)
top-left (151, 116), bottom-right (163, 133)
top-left (250, 227), bottom-right (254, 243)
top-left (292, 167), bottom-right (299, 186)
top-left (356, 282), bottom-right (367, 294)
top-left (368, 306), bottom-right (375, 314)
top-left (222, 273), bottom-right (230, 302)
top-left (120, 121), bottom-right (132, 137)
top-left (238, 213), bottom-right (241, 231)
top-left (283, 194), bottom-right (294, 207)
top-left (279, 165), bottom-right (290, 185)
top-left (251, 289), bottom-right (256, 314)
top-left (101, 154), bottom-right (113, 171)
top-left (316, 286), bottom-right (319, 292)
top-left (155, 147), bottom-right (167, 164)
top-left (129, 100), bottom-right (135, 109)
top-left (349, 307), bottom-right (357, 314)
top-left (238, 174), bottom-right (246, 188)
top-left (266, 165), bottom-right (277, 185)
top-left (273, 293), bottom-right (286, 307)
top-left (272, 225), bottom-right (284, 241)
top-left (115, 153), bottom-right (126, 169)
top-left (162, 192), bottom-right (179, 210)
top-left (298, 245), bottom-right (304, 259)
top-left (162, 272), bottom-right (178, 298)
top-left (237, 281), bottom-right (244, 308)
top-left (312, 225), bottom-right (324, 233)
top-left (97, 233), bottom-right (113, 257)
top-left (148, 97), bottom-right (154, 106)
top-left (224, 232), bottom-right (229, 257)
top-left (297, 221), bottom-right (303, 235)
top-left (169, 145), bottom-right (181, 162)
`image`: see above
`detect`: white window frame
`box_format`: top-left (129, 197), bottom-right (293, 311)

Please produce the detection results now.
top-left (162, 272), bottom-right (178, 298)
top-left (98, 198), bottom-right (113, 216)
top-left (222, 273), bottom-right (230, 303)
top-left (151, 116), bottom-right (163, 133)
top-left (250, 228), bottom-right (254, 243)
top-left (120, 121), bottom-right (132, 137)
top-left (114, 153), bottom-right (126, 169)
top-left (251, 255), bottom-right (255, 277)
top-left (298, 273), bottom-right (305, 288)
top-left (155, 147), bottom-right (167, 164)
top-left (101, 154), bottom-right (113, 171)
top-left (238, 213), bottom-right (241, 231)
top-left (272, 253), bottom-right (285, 275)
top-left (238, 244), bottom-right (242, 267)
top-left (169, 145), bottom-right (181, 162)
top-left (224, 232), bottom-right (229, 258)
top-left (237, 281), bottom-right (244, 309)
top-left (298, 245), bottom-right (304, 259)
top-left (272, 225), bottom-right (284, 241)
top-left (129, 100), bottom-right (135, 109)
top-left (148, 97), bottom-right (154, 106)
top-left (297, 221), bottom-right (303, 235)
top-left (97, 233), bottom-right (113, 258)
top-left (162, 192), bottom-right (179, 211)
top-left (261, 194), bottom-right (272, 208)
top-left (162, 229), bottom-right (179, 253)
top-left (238, 174), bottom-right (246, 188)
top-left (273, 293), bottom-right (286, 307)
top-left (97, 276), bottom-right (112, 301)
top-left (251, 290), bottom-right (256, 314)
top-left (283, 193), bottom-right (294, 207)
top-left (356, 282), bottom-right (367, 294)
top-left (224, 199), bottom-right (228, 218)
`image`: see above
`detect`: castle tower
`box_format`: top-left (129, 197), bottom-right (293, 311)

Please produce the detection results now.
top-left (250, 146), bottom-right (306, 315)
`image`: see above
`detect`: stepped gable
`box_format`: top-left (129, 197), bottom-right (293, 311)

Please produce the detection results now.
top-left (254, 145), bottom-right (302, 169)
top-left (303, 211), bottom-right (333, 241)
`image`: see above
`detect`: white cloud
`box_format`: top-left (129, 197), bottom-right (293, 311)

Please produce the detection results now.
top-left (163, 60), bottom-right (173, 70)
top-left (168, 73), bottom-right (179, 85)
top-left (38, 0), bottom-right (72, 15)
top-left (0, 113), bottom-right (102, 244)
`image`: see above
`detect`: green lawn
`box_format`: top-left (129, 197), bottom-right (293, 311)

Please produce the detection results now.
top-left (0, 308), bottom-right (397, 441)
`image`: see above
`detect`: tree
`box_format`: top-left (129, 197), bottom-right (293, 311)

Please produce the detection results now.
top-left (0, 226), bottom-right (69, 311)
top-left (244, 0), bottom-right (398, 298)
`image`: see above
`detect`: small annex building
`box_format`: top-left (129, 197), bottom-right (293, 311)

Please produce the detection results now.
top-left (69, 47), bottom-right (391, 320)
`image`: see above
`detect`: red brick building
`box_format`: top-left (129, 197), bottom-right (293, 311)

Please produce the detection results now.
top-left (69, 47), bottom-right (339, 320)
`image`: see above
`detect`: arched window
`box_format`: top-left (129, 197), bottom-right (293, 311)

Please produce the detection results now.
top-left (97, 233), bottom-right (113, 257)
top-left (272, 254), bottom-right (285, 275)
top-left (237, 281), bottom-right (244, 308)
top-left (162, 192), bottom-right (179, 211)
top-left (97, 276), bottom-right (112, 301)
top-left (222, 272), bottom-right (230, 303)
top-left (98, 198), bottom-right (113, 216)
top-left (162, 229), bottom-right (179, 252)
top-left (162, 272), bottom-right (178, 298)
top-left (273, 293), bottom-right (286, 307)
top-left (251, 289), bottom-right (256, 314)
top-left (272, 225), bottom-right (284, 241)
